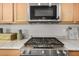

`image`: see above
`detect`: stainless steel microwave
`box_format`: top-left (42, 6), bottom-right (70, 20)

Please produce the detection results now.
top-left (29, 3), bottom-right (61, 22)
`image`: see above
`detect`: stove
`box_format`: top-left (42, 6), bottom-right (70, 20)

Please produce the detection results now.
top-left (25, 37), bottom-right (64, 48)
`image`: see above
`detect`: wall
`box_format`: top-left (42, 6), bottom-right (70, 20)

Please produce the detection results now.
top-left (0, 24), bottom-right (78, 38)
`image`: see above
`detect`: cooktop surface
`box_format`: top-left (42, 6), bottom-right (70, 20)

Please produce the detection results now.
top-left (25, 37), bottom-right (64, 48)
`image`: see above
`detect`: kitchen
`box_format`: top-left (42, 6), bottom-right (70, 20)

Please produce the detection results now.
top-left (0, 3), bottom-right (79, 56)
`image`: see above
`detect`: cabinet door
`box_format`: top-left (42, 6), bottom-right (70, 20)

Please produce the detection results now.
top-left (73, 3), bottom-right (79, 23)
top-left (61, 3), bottom-right (74, 23)
top-left (3, 3), bottom-right (13, 23)
top-left (68, 50), bottom-right (79, 56)
top-left (0, 4), bottom-right (3, 22)
top-left (0, 49), bottom-right (21, 56)
top-left (14, 3), bottom-right (28, 23)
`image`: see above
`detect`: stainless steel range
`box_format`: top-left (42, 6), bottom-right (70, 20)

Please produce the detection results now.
top-left (22, 37), bottom-right (68, 56)
top-left (25, 37), bottom-right (64, 48)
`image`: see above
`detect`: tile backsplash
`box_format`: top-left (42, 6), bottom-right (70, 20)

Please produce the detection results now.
top-left (0, 24), bottom-right (78, 38)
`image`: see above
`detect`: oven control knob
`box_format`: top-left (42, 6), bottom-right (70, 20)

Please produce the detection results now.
top-left (29, 51), bottom-right (31, 55)
top-left (42, 50), bottom-right (44, 54)
top-left (56, 50), bottom-right (60, 55)
top-left (63, 50), bottom-right (67, 55)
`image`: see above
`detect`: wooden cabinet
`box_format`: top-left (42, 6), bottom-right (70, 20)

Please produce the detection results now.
top-left (0, 3), bottom-right (13, 23)
top-left (68, 50), bottom-right (79, 56)
top-left (3, 3), bottom-right (13, 23)
top-left (14, 3), bottom-right (29, 23)
top-left (0, 3), bottom-right (2, 22)
top-left (61, 3), bottom-right (79, 24)
top-left (0, 49), bottom-right (21, 56)
top-left (61, 3), bottom-right (74, 23)
top-left (73, 3), bottom-right (79, 23)
top-left (0, 3), bottom-right (29, 24)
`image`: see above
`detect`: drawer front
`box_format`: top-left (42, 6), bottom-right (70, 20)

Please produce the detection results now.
top-left (69, 50), bottom-right (79, 56)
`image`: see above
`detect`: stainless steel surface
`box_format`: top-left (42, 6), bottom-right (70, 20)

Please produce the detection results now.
top-left (21, 49), bottom-right (68, 56)
top-left (21, 37), bottom-right (67, 56)
top-left (29, 3), bottom-right (60, 22)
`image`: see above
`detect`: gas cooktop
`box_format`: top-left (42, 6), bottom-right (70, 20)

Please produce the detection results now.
top-left (25, 37), bottom-right (64, 48)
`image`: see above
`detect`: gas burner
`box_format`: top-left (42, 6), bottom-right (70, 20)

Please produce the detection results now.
top-left (25, 37), bottom-right (64, 49)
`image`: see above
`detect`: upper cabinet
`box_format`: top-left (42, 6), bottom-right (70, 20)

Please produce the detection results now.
top-left (0, 3), bottom-right (29, 24)
top-left (61, 3), bottom-right (74, 23)
top-left (14, 3), bottom-right (29, 23)
top-left (0, 4), bottom-right (2, 22)
top-left (73, 3), bottom-right (79, 23)
top-left (0, 3), bottom-right (13, 23)
top-left (3, 3), bottom-right (13, 23)
top-left (61, 3), bottom-right (79, 24)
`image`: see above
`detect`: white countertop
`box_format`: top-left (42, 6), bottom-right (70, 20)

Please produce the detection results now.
top-left (0, 36), bottom-right (31, 49)
top-left (58, 39), bottom-right (79, 50)
top-left (0, 36), bottom-right (79, 50)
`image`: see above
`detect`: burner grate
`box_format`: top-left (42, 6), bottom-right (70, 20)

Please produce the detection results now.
top-left (25, 37), bottom-right (64, 48)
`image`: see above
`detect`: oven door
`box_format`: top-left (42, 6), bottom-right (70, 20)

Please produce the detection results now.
top-left (21, 49), bottom-right (68, 56)
top-left (22, 49), bottom-right (51, 56)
